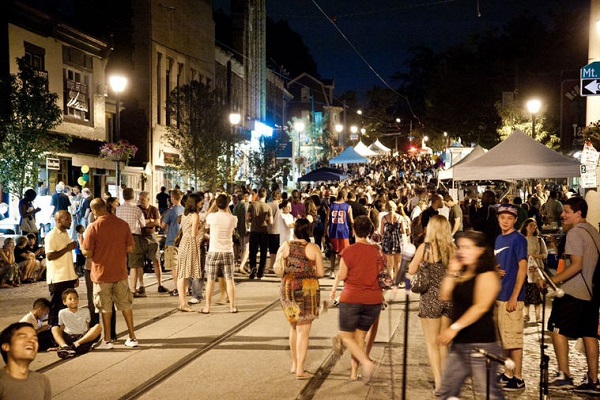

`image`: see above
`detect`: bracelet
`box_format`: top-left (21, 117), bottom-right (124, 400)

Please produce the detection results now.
top-left (450, 322), bottom-right (461, 331)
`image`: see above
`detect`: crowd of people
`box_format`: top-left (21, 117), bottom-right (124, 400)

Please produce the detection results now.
top-left (1, 152), bottom-right (599, 399)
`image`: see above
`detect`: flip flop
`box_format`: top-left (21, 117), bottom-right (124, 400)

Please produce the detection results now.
top-left (230, 307), bottom-right (238, 313)
top-left (296, 372), bottom-right (314, 380)
top-left (200, 309), bottom-right (210, 314)
top-left (178, 306), bottom-right (195, 312)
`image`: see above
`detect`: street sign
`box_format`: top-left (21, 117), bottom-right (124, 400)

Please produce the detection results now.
top-left (46, 157), bottom-right (60, 170)
top-left (581, 62), bottom-right (600, 96)
top-left (580, 164), bottom-right (597, 188)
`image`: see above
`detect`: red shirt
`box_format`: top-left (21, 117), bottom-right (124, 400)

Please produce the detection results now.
top-left (83, 214), bottom-right (134, 283)
top-left (339, 242), bottom-right (384, 305)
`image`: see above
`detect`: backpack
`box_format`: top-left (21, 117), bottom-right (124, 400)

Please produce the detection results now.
top-left (578, 225), bottom-right (600, 304)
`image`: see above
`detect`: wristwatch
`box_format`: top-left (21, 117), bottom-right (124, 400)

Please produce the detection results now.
top-left (450, 323), bottom-right (461, 331)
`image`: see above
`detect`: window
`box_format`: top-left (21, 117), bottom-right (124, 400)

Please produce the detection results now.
top-left (63, 67), bottom-right (91, 121)
top-left (24, 42), bottom-right (47, 84)
top-left (165, 57), bottom-right (173, 126)
top-left (157, 52), bottom-right (162, 125)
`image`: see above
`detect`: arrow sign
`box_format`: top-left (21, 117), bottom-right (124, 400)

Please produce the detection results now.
top-left (583, 79), bottom-right (600, 95)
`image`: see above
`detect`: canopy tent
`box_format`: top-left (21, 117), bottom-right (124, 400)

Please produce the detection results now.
top-left (329, 146), bottom-right (368, 165)
top-left (354, 141), bottom-right (379, 157)
top-left (369, 139), bottom-right (391, 154)
top-left (453, 130), bottom-right (581, 181)
top-left (298, 167), bottom-right (347, 182)
top-left (438, 145), bottom-right (487, 180)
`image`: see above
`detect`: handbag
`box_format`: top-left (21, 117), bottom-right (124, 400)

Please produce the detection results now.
top-left (410, 243), bottom-right (432, 294)
top-left (273, 243), bottom-right (288, 278)
top-left (174, 229), bottom-right (183, 247)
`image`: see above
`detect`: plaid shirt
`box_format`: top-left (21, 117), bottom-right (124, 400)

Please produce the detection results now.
top-left (116, 200), bottom-right (145, 235)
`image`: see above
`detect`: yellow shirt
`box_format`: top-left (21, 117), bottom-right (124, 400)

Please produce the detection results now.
top-left (45, 228), bottom-right (77, 284)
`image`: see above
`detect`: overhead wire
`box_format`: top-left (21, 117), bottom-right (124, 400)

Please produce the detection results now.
top-left (309, 0), bottom-right (423, 126)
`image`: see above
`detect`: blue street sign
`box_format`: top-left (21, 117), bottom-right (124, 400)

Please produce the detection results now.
top-left (581, 62), bottom-right (600, 95)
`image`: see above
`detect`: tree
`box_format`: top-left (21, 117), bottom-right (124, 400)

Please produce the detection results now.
top-left (496, 101), bottom-right (559, 148)
top-left (0, 57), bottom-right (65, 199)
top-left (248, 136), bottom-right (288, 189)
top-left (163, 81), bottom-right (235, 190)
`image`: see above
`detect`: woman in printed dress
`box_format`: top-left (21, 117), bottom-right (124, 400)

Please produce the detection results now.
top-left (279, 218), bottom-right (324, 380)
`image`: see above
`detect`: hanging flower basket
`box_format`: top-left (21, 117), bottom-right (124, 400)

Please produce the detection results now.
top-left (99, 140), bottom-right (138, 163)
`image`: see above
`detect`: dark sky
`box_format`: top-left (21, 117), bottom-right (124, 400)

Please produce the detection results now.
top-left (214, 0), bottom-right (588, 98)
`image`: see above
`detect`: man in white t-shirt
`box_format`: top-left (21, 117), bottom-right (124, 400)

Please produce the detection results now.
top-left (201, 194), bottom-right (238, 314)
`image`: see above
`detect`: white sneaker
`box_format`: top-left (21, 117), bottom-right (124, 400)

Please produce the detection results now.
top-left (95, 340), bottom-right (114, 350)
top-left (188, 297), bottom-right (200, 304)
top-left (124, 338), bottom-right (138, 348)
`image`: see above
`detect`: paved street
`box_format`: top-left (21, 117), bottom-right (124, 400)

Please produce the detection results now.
top-left (0, 270), bottom-right (597, 399)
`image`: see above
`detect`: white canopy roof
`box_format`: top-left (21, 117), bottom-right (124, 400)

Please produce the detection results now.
top-left (369, 139), bottom-right (391, 154)
top-left (438, 145), bottom-right (487, 180)
top-left (354, 141), bottom-right (379, 157)
top-left (453, 130), bottom-right (581, 181)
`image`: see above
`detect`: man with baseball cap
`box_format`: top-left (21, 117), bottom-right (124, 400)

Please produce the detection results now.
top-left (494, 203), bottom-right (528, 391)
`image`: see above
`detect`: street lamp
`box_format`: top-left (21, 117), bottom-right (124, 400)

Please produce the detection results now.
top-left (526, 99), bottom-right (542, 138)
top-left (294, 121), bottom-right (305, 181)
top-left (109, 75), bottom-right (127, 197)
top-left (228, 113), bottom-right (241, 193)
top-left (335, 124), bottom-right (343, 147)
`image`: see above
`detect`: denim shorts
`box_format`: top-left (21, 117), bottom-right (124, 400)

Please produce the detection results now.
top-left (338, 302), bottom-right (381, 332)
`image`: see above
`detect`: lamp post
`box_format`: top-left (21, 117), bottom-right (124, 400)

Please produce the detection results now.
top-left (294, 121), bottom-right (305, 181)
top-left (335, 123), bottom-right (343, 148)
top-left (109, 75), bottom-right (127, 197)
top-left (350, 125), bottom-right (358, 143)
top-left (228, 112), bottom-right (241, 193)
top-left (526, 99), bottom-right (542, 138)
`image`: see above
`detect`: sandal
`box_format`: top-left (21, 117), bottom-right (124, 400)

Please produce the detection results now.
top-left (230, 307), bottom-right (238, 313)
top-left (200, 309), bottom-right (210, 314)
top-left (296, 372), bottom-right (314, 380)
top-left (178, 306), bottom-right (195, 312)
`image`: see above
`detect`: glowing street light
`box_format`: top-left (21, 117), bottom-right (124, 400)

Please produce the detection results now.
top-left (526, 99), bottom-right (542, 138)
top-left (109, 75), bottom-right (127, 196)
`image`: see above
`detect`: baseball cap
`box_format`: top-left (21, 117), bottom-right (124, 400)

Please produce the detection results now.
top-left (497, 204), bottom-right (518, 217)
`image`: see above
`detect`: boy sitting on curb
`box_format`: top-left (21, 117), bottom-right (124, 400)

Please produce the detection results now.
top-left (19, 298), bottom-right (54, 351)
top-left (51, 288), bottom-right (101, 359)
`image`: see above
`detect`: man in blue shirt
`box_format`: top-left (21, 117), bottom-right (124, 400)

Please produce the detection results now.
top-left (160, 189), bottom-right (184, 295)
top-left (494, 204), bottom-right (528, 391)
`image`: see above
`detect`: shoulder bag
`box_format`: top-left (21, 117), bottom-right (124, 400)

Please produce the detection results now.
top-left (410, 243), bottom-right (432, 294)
top-left (274, 242), bottom-right (288, 278)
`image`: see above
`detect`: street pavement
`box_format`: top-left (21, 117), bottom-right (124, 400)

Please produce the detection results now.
top-left (0, 271), bottom-right (597, 399)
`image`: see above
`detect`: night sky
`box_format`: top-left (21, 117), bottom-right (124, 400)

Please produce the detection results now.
top-left (214, 0), bottom-right (589, 97)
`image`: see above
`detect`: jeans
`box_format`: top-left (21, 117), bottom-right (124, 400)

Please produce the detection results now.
top-left (249, 232), bottom-right (269, 277)
top-left (438, 342), bottom-right (506, 400)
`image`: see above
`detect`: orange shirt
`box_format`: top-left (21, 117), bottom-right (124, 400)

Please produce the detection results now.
top-left (83, 214), bottom-right (133, 283)
top-left (339, 242), bottom-right (384, 305)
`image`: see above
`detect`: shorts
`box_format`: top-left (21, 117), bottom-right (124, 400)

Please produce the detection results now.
top-left (163, 246), bottom-right (178, 271)
top-left (548, 294), bottom-right (599, 339)
top-left (495, 301), bottom-right (524, 349)
top-left (329, 238), bottom-right (350, 254)
top-left (128, 235), bottom-right (159, 268)
top-left (205, 252), bottom-right (235, 281)
top-left (268, 234), bottom-right (280, 254)
top-left (338, 303), bottom-right (381, 332)
top-left (93, 280), bottom-right (133, 312)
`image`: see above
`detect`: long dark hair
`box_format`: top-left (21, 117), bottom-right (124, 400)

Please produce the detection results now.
top-left (293, 218), bottom-right (311, 241)
top-left (184, 192), bottom-right (204, 215)
top-left (455, 230), bottom-right (497, 274)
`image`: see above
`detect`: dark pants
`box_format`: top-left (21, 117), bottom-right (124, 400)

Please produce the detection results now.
top-left (48, 279), bottom-right (78, 326)
top-left (249, 231), bottom-right (269, 277)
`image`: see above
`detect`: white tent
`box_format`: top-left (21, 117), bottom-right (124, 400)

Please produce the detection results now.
top-left (453, 130), bottom-right (581, 181)
top-left (369, 139), bottom-right (391, 154)
top-left (354, 141), bottom-right (379, 157)
top-left (438, 145), bottom-right (487, 180)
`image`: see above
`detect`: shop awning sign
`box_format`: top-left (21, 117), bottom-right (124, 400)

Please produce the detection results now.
top-left (46, 157), bottom-right (60, 170)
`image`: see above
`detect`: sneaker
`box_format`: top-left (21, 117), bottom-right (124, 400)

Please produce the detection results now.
top-left (157, 285), bottom-right (169, 293)
top-left (124, 338), bottom-right (138, 348)
top-left (329, 272), bottom-right (336, 279)
top-left (574, 376), bottom-right (600, 394)
top-left (503, 377), bottom-right (525, 391)
top-left (133, 292), bottom-right (146, 298)
top-left (188, 297), bottom-right (200, 304)
top-left (58, 345), bottom-right (76, 359)
top-left (95, 340), bottom-right (114, 350)
top-left (169, 289), bottom-right (179, 296)
top-left (548, 371), bottom-right (574, 389)
top-left (496, 373), bottom-right (511, 386)
top-left (137, 286), bottom-right (145, 294)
